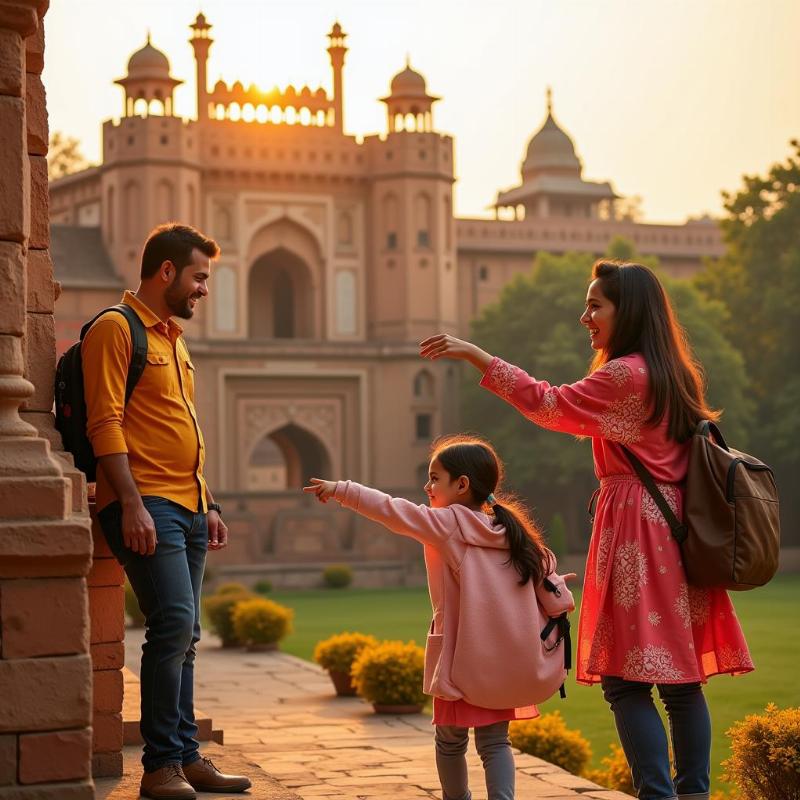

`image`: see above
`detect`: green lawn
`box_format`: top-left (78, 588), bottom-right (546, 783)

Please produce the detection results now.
top-left (270, 575), bottom-right (800, 789)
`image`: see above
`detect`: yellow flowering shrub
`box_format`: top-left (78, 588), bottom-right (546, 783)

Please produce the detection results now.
top-left (214, 581), bottom-right (250, 595)
top-left (351, 640), bottom-right (425, 706)
top-left (584, 744), bottom-right (634, 794)
top-left (314, 632), bottom-right (379, 673)
top-left (721, 704), bottom-right (800, 800)
top-left (202, 590), bottom-right (253, 647)
top-left (510, 712), bottom-right (592, 774)
top-left (232, 597), bottom-right (293, 647)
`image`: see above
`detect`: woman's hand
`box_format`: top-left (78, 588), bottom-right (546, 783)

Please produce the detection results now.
top-left (419, 334), bottom-right (494, 373)
top-left (303, 478), bottom-right (337, 504)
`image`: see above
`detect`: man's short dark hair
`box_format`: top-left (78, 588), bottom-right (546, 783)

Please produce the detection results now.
top-left (140, 223), bottom-right (220, 279)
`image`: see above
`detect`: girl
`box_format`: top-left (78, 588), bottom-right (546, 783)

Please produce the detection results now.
top-left (304, 435), bottom-right (575, 800)
top-left (419, 260), bottom-right (754, 800)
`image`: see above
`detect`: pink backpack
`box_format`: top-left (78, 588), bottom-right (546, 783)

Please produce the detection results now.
top-left (448, 573), bottom-right (572, 709)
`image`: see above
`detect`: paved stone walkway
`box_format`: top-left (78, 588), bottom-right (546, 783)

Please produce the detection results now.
top-left (124, 630), bottom-right (629, 800)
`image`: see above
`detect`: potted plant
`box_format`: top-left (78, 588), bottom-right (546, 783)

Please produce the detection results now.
top-left (351, 640), bottom-right (426, 714)
top-left (231, 597), bottom-right (293, 652)
top-left (202, 588), bottom-right (253, 647)
top-left (313, 632), bottom-right (379, 696)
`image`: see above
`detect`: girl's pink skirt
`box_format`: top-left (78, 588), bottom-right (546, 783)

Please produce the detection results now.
top-left (433, 697), bottom-right (538, 728)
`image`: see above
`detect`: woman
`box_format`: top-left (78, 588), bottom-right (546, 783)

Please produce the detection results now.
top-left (419, 260), bottom-right (753, 800)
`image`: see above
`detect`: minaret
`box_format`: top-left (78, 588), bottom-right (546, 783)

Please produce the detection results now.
top-left (189, 12), bottom-right (213, 121)
top-left (326, 21), bottom-right (348, 133)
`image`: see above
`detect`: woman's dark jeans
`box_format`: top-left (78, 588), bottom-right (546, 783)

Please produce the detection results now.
top-left (601, 676), bottom-right (711, 800)
top-left (98, 496), bottom-right (207, 773)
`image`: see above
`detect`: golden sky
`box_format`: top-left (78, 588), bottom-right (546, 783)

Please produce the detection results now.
top-left (43, 0), bottom-right (800, 223)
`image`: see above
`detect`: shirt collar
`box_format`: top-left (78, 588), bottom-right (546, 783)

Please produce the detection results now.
top-left (122, 290), bottom-right (184, 335)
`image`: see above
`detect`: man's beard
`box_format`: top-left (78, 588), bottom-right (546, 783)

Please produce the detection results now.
top-left (165, 276), bottom-right (198, 319)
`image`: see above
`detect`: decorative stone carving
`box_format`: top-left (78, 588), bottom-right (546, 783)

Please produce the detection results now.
top-left (241, 398), bottom-right (341, 466)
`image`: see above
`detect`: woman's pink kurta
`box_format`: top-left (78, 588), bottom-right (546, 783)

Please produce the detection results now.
top-left (481, 353), bottom-right (754, 685)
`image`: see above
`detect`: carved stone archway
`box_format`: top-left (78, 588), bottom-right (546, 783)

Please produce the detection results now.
top-left (245, 217), bottom-right (325, 340)
top-left (237, 398), bottom-right (341, 489)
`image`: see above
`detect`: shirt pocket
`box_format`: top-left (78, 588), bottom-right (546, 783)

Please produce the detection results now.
top-left (145, 351), bottom-right (173, 396)
top-left (181, 358), bottom-right (196, 398)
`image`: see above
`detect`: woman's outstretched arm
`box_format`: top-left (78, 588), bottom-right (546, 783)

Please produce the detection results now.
top-left (421, 333), bottom-right (648, 444)
top-left (419, 334), bottom-right (493, 374)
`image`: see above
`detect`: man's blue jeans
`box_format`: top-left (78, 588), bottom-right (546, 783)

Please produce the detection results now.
top-left (601, 676), bottom-right (711, 800)
top-left (99, 496), bottom-right (207, 773)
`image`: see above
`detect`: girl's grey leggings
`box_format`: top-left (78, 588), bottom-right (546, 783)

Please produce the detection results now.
top-left (435, 721), bottom-right (515, 800)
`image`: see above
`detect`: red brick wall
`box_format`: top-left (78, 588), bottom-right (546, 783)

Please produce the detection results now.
top-left (88, 506), bottom-right (125, 777)
top-left (0, 4), bottom-right (96, 796)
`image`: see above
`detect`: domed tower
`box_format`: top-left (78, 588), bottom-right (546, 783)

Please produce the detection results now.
top-left (496, 88), bottom-right (617, 220)
top-left (114, 33), bottom-right (183, 117)
top-left (381, 58), bottom-right (439, 133)
top-left (364, 59), bottom-right (457, 343)
top-left (103, 35), bottom-right (200, 286)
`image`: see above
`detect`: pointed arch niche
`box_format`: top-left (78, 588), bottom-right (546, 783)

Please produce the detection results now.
top-left (246, 424), bottom-right (331, 491)
top-left (246, 218), bottom-right (324, 340)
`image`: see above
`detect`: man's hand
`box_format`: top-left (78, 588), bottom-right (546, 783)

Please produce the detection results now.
top-left (208, 510), bottom-right (228, 550)
top-left (419, 334), bottom-right (493, 373)
top-left (302, 478), bottom-right (337, 504)
top-left (122, 501), bottom-right (157, 556)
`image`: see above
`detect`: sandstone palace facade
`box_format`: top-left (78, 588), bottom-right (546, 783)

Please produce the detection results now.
top-left (49, 15), bottom-right (724, 586)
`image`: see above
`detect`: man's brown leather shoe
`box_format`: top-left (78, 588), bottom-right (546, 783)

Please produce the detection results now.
top-left (140, 763), bottom-right (196, 799)
top-left (183, 756), bottom-right (252, 793)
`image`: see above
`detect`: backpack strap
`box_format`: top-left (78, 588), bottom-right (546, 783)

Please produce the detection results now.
top-left (696, 419), bottom-right (729, 451)
top-left (621, 446), bottom-right (688, 545)
top-left (80, 303), bottom-right (148, 405)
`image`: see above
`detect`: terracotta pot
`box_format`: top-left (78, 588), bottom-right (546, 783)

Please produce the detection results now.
top-left (372, 703), bottom-right (423, 715)
top-left (245, 641), bottom-right (279, 652)
top-left (328, 669), bottom-right (358, 696)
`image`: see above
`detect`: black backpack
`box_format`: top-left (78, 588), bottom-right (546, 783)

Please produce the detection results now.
top-left (54, 304), bottom-right (148, 481)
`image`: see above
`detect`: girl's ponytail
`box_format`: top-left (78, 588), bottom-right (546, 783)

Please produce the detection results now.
top-left (490, 496), bottom-right (554, 586)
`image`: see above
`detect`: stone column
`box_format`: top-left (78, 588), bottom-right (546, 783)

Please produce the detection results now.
top-left (0, 2), bottom-right (94, 797)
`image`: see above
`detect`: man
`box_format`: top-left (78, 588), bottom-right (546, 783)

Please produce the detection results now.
top-left (84, 224), bottom-right (251, 799)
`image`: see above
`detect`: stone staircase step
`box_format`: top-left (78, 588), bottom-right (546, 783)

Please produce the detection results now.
top-left (94, 743), bottom-right (301, 800)
top-left (122, 666), bottom-right (223, 746)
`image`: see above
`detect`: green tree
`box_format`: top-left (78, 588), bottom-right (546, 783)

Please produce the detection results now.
top-left (462, 242), bottom-right (750, 545)
top-left (696, 140), bottom-right (800, 534)
top-left (47, 131), bottom-right (87, 180)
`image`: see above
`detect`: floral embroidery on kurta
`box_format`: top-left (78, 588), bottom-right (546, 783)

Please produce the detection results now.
top-left (623, 644), bottom-right (684, 681)
top-left (717, 644), bottom-right (754, 672)
top-left (595, 527), bottom-right (614, 585)
top-left (675, 583), bottom-right (711, 628)
top-left (641, 483), bottom-right (680, 526)
top-left (612, 542), bottom-right (648, 610)
top-left (590, 612), bottom-right (615, 672)
top-left (600, 359), bottom-right (634, 387)
top-left (486, 359), bottom-right (517, 399)
top-left (478, 353), bottom-right (754, 686)
top-left (597, 392), bottom-right (647, 445)
top-left (526, 387), bottom-right (562, 427)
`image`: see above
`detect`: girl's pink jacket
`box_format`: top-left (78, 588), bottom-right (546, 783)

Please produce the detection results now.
top-left (333, 480), bottom-right (575, 709)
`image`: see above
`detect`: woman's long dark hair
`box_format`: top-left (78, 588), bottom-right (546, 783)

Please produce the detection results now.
top-left (431, 434), bottom-right (554, 585)
top-left (589, 260), bottom-right (719, 442)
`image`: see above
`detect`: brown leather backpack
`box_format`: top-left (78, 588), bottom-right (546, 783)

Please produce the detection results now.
top-left (623, 421), bottom-right (780, 591)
